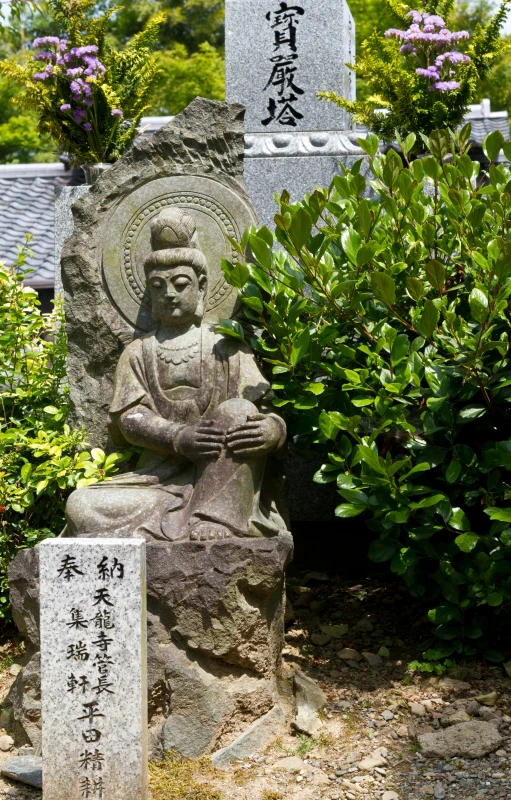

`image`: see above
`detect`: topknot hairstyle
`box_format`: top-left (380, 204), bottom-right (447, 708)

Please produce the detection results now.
top-left (144, 208), bottom-right (208, 279)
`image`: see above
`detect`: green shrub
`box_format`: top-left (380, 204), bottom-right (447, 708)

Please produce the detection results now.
top-left (0, 238), bottom-right (129, 621)
top-left (221, 126), bottom-right (511, 660)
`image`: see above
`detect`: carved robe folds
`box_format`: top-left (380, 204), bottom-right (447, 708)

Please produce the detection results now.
top-left (65, 326), bottom-right (287, 542)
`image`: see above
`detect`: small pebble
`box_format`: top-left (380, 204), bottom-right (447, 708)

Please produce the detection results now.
top-left (0, 734), bottom-right (14, 752)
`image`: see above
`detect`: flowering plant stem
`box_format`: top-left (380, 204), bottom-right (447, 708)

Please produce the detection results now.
top-left (319, 0), bottom-right (511, 149)
top-left (0, 0), bottom-right (164, 164)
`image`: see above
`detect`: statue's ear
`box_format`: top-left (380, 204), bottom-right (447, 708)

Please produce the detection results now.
top-left (195, 274), bottom-right (207, 320)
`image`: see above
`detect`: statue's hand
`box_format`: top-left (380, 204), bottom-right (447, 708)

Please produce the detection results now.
top-left (226, 413), bottom-right (282, 457)
top-left (175, 421), bottom-right (225, 461)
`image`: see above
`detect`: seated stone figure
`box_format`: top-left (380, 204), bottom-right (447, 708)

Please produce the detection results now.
top-left (65, 208), bottom-right (288, 542)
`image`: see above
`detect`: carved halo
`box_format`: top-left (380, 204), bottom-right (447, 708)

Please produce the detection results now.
top-left (101, 175), bottom-right (258, 331)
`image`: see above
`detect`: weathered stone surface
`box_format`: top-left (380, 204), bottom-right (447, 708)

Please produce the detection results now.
top-left (61, 98), bottom-right (254, 446)
top-left (418, 721), bottom-right (503, 759)
top-left (437, 677), bottom-right (471, 691)
top-left (476, 691), bottom-right (498, 706)
top-left (0, 735), bottom-right (13, 751)
top-left (272, 755), bottom-right (305, 773)
top-left (1, 755), bottom-right (42, 788)
top-left (10, 99), bottom-right (294, 765)
top-left (338, 648), bottom-right (362, 661)
top-left (310, 633), bottom-right (331, 646)
top-left (357, 754), bottom-right (387, 771)
top-left (39, 539), bottom-right (147, 800)
top-left (54, 185), bottom-right (90, 300)
top-left (320, 624), bottom-right (348, 639)
top-left (225, 0), bottom-right (369, 231)
top-left (443, 709), bottom-right (471, 726)
top-left (7, 533), bottom-right (292, 758)
top-left (291, 670), bottom-right (327, 736)
top-left (210, 705), bottom-right (286, 768)
top-left (5, 546), bottom-right (41, 749)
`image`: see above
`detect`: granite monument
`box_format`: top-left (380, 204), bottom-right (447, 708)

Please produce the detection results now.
top-left (225, 0), bottom-right (366, 229)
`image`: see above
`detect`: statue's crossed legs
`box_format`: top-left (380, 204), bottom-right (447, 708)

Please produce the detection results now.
top-left (65, 399), bottom-right (270, 542)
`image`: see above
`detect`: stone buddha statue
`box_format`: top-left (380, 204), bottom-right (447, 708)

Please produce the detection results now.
top-left (65, 207), bottom-right (288, 542)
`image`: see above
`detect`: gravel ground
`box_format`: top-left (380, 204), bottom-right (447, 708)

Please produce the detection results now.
top-left (1, 573), bottom-right (510, 799)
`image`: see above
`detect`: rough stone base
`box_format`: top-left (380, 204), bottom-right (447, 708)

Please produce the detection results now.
top-left (6, 533), bottom-right (293, 758)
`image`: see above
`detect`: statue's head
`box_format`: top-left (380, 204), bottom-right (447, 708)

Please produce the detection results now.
top-left (144, 208), bottom-right (208, 328)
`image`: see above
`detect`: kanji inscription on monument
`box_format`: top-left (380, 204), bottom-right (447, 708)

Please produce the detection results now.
top-left (226, 0), bottom-right (356, 133)
top-left (40, 538), bottom-right (147, 800)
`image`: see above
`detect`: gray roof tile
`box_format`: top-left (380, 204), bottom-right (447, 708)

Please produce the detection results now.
top-left (0, 177), bottom-right (56, 287)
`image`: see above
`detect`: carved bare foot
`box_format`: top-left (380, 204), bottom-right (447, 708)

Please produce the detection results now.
top-left (189, 523), bottom-right (233, 541)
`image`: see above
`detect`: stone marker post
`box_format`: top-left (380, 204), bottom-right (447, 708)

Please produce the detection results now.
top-left (225, 0), bottom-right (366, 228)
top-left (39, 538), bottom-right (147, 800)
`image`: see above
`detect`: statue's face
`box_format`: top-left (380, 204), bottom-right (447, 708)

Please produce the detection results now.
top-left (147, 266), bottom-right (205, 327)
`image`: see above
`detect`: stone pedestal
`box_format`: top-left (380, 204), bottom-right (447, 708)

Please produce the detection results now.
top-left (243, 132), bottom-right (369, 228)
top-left (6, 533), bottom-right (292, 758)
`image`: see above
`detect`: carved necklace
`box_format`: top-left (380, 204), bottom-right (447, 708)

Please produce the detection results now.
top-left (156, 330), bottom-right (200, 365)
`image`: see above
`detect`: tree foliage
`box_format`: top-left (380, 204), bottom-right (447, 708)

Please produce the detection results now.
top-left (0, 239), bottom-right (130, 620)
top-left (109, 0), bottom-right (224, 51)
top-left (150, 42), bottom-right (224, 116)
top-left (320, 0), bottom-right (511, 147)
top-left (221, 127), bottom-right (511, 659)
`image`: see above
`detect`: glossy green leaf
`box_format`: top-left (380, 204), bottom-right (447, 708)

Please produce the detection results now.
top-left (445, 460), bottom-right (461, 484)
top-left (20, 463), bottom-right (32, 483)
top-left (458, 405), bottom-right (486, 422)
top-left (455, 533), bottom-right (479, 552)
top-left (428, 604), bottom-right (459, 624)
top-left (288, 207), bottom-right (312, 250)
top-left (371, 272), bottom-right (396, 306)
top-left (216, 318), bottom-right (246, 341)
top-left (390, 334), bottom-right (409, 366)
top-left (221, 259), bottom-right (249, 289)
top-left (357, 445), bottom-right (386, 474)
top-left (425, 260), bottom-right (446, 292)
top-left (335, 503), bottom-right (365, 518)
top-left (406, 277), bottom-right (425, 301)
top-left (409, 493), bottom-right (445, 509)
top-left (483, 130), bottom-right (505, 162)
top-left (249, 234), bottom-right (272, 270)
top-left (485, 506), bottom-right (511, 522)
top-left (368, 539), bottom-right (398, 562)
top-left (487, 591), bottom-right (503, 607)
top-left (341, 227), bottom-right (361, 265)
top-left (290, 327), bottom-right (310, 366)
top-left (357, 133), bottom-right (379, 157)
top-left (469, 287), bottom-right (489, 323)
top-left (449, 507), bottom-right (470, 531)
top-left (416, 300), bottom-right (439, 339)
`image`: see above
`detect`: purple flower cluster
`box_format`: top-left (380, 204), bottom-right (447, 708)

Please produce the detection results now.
top-left (31, 36), bottom-right (123, 132)
top-left (385, 10), bottom-right (471, 93)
